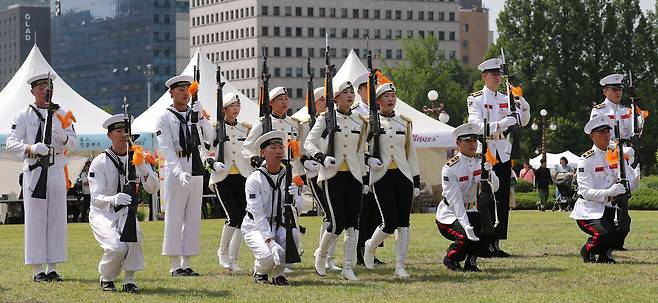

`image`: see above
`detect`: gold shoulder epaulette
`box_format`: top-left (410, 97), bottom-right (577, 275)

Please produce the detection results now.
top-left (582, 149), bottom-right (595, 158)
top-left (359, 114), bottom-right (368, 123)
top-left (470, 91), bottom-right (483, 97)
top-left (475, 153), bottom-right (482, 159)
top-left (241, 122), bottom-right (252, 129)
top-left (447, 155), bottom-right (460, 166)
top-left (400, 114), bottom-right (412, 123)
top-left (593, 103), bottom-right (606, 109)
top-left (350, 103), bottom-right (359, 110)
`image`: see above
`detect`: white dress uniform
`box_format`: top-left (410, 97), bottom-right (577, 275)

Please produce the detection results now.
top-left (88, 147), bottom-right (159, 285)
top-left (5, 73), bottom-right (78, 274)
top-left (156, 75), bottom-right (213, 270)
top-left (241, 131), bottom-right (303, 283)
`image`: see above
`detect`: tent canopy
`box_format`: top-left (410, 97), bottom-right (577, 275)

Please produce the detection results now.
top-left (293, 50), bottom-right (455, 148)
top-left (0, 45), bottom-right (111, 136)
top-left (133, 50), bottom-right (259, 135)
top-left (529, 151), bottom-right (580, 170)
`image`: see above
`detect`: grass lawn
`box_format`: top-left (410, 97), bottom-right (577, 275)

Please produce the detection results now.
top-left (0, 211), bottom-right (657, 303)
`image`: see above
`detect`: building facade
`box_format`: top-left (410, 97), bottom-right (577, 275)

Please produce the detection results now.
top-left (190, 0), bottom-right (462, 111)
top-left (51, 0), bottom-right (188, 114)
top-left (0, 4), bottom-right (50, 90)
top-left (459, 0), bottom-right (492, 67)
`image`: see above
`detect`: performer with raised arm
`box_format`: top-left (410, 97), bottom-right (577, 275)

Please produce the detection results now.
top-left (6, 72), bottom-right (78, 282)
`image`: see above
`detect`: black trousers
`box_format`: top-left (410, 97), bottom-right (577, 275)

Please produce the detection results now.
top-left (615, 201), bottom-right (631, 249)
top-left (372, 169), bottom-right (413, 234)
top-left (323, 171), bottom-right (362, 234)
top-left (357, 192), bottom-right (382, 250)
top-left (436, 211), bottom-right (481, 261)
top-left (213, 174), bottom-right (247, 228)
top-left (576, 207), bottom-right (618, 255)
top-left (309, 176), bottom-right (330, 223)
top-left (492, 159), bottom-right (511, 240)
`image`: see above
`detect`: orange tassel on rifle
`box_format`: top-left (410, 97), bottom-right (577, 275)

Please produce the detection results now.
top-left (510, 85), bottom-right (523, 97)
top-left (56, 111), bottom-right (76, 129)
top-left (288, 139), bottom-right (302, 160)
top-left (188, 81), bottom-right (199, 95)
top-left (634, 106), bottom-right (649, 118)
top-left (293, 175), bottom-right (304, 187)
top-left (485, 149), bottom-right (499, 166)
top-left (605, 145), bottom-right (629, 166)
top-left (131, 145), bottom-right (145, 166)
top-left (144, 150), bottom-right (158, 166)
top-left (376, 70), bottom-right (392, 85)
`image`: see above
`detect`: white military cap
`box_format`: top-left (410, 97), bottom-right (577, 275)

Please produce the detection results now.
top-left (102, 114), bottom-right (132, 131)
top-left (223, 92), bottom-right (240, 107)
top-left (255, 130), bottom-right (286, 150)
top-left (599, 73), bottom-right (624, 87)
top-left (165, 75), bottom-right (193, 89)
top-left (452, 123), bottom-right (482, 139)
top-left (584, 115), bottom-right (613, 134)
top-left (477, 58), bottom-right (504, 72)
top-left (376, 83), bottom-right (396, 98)
top-left (352, 72), bottom-right (369, 88)
top-left (27, 72), bottom-right (57, 87)
top-left (313, 87), bottom-right (325, 101)
top-left (333, 80), bottom-right (353, 97)
top-left (269, 86), bottom-right (288, 100)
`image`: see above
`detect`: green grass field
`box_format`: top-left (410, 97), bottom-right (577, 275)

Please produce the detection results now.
top-left (0, 211), bottom-right (657, 303)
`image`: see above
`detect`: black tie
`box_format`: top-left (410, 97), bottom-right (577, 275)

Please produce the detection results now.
top-left (30, 105), bottom-right (45, 143)
top-left (167, 107), bottom-right (191, 158)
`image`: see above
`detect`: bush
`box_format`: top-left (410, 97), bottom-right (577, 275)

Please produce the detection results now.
top-left (515, 179), bottom-right (534, 193)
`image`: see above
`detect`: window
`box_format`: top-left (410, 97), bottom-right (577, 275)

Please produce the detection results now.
top-left (295, 7), bottom-right (302, 16)
top-left (274, 27), bottom-right (280, 36)
top-left (285, 47), bottom-right (292, 57)
top-left (407, 10), bottom-right (413, 20)
top-left (296, 27), bottom-right (302, 37)
top-left (449, 50), bottom-right (456, 59)
top-left (428, 11), bottom-right (434, 21)
top-left (296, 68), bottom-right (303, 78)
top-left (273, 47), bottom-right (280, 56)
top-left (363, 29), bottom-right (370, 39)
top-left (419, 30), bottom-right (425, 38)
top-left (307, 7), bottom-right (314, 17)
top-left (341, 8), bottom-right (347, 18)
top-left (464, 24), bottom-right (469, 32)
top-left (341, 48), bottom-right (348, 58)
top-left (396, 49), bottom-right (402, 59)
top-left (374, 9), bottom-right (380, 19)
top-left (319, 27), bottom-right (326, 37)
top-left (407, 30), bottom-right (414, 38)
top-left (330, 8), bottom-right (336, 17)
top-left (308, 27), bottom-right (315, 37)
top-left (353, 28), bottom-right (360, 38)
top-left (462, 40), bottom-right (469, 48)
top-left (385, 49), bottom-right (392, 59)
top-left (285, 27), bottom-right (291, 36)
top-left (449, 12), bottom-right (455, 21)
top-left (296, 88), bottom-right (304, 98)
top-left (285, 6), bottom-right (291, 16)
top-left (352, 9), bottom-right (359, 18)
top-left (273, 6), bottom-right (280, 16)
top-left (439, 12), bottom-right (444, 21)
top-left (285, 68), bottom-right (293, 77)
top-left (319, 8), bottom-right (325, 17)
top-left (341, 28), bottom-right (348, 38)
top-left (274, 67), bottom-right (281, 77)
top-left (395, 29), bottom-right (402, 39)
top-left (329, 28), bottom-right (336, 38)
top-left (386, 29), bottom-right (392, 40)
top-left (363, 9), bottom-right (369, 19)
top-left (374, 29), bottom-right (381, 39)
top-left (438, 31), bottom-right (445, 40)
top-left (385, 10), bottom-right (391, 19)
top-left (419, 11), bottom-right (424, 20)
top-left (395, 10), bottom-right (401, 20)
top-left (296, 47), bottom-right (302, 57)
top-left (308, 47), bottom-right (315, 57)
top-left (462, 56), bottom-right (469, 64)
top-left (449, 31), bottom-right (455, 40)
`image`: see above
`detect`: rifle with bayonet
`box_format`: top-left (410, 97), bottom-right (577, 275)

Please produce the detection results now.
top-left (206, 64), bottom-right (227, 173)
top-left (282, 131), bottom-right (302, 263)
top-left (366, 48), bottom-right (382, 161)
top-left (477, 119), bottom-right (497, 236)
top-left (117, 97), bottom-right (140, 242)
top-left (306, 58), bottom-right (316, 128)
top-left (260, 46), bottom-right (272, 133)
top-left (189, 56), bottom-right (206, 176)
top-left (627, 71), bottom-right (644, 169)
top-left (500, 48), bottom-right (522, 160)
top-left (612, 121), bottom-right (631, 229)
top-left (29, 72), bottom-right (57, 199)
top-left (319, 35), bottom-right (338, 160)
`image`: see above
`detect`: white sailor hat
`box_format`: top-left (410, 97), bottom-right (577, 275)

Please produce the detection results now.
top-left (584, 115), bottom-right (613, 134)
top-left (452, 123), bottom-right (482, 139)
top-left (599, 73), bottom-right (624, 87)
top-left (352, 72), bottom-right (369, 88)
top-left (102, 114), bottom-right (132, 131)
top-left (333, 80), bottom-right (353, 97)
top-left (27, 72), bottom-right (57, 87)
top-left (376, 83), bottom-right (396, 98)
top-left (269, 86), bottom-right (288, 100)
top-left (223, 92), bottom-right (240, 107)
top-left (165, 75), bottom-right (194, 89)
top-left (477, 57), bottom-right (504, 72)
top-left (313, 87), bottom-right (325, 101)
top-left (255, 130), bottom-right (286, 150)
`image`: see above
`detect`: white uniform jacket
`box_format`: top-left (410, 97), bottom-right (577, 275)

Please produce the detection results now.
top-left (241, 115), bottom-right (304, 176)
top-left (209, 120), bottom-right (253, 185)
top-left (436, 152), bottom-right (500, 227)
top-left (467, 86), bottom-right (530, 163)
top-left (590, 99), bottom-right (643, 140)
top-left (367, 113), bottom-right (420, 185)
top-left (242, 166), bottom-right (303, 240)
top-left (304, 109), bottom-right (368, 183)
top-left (570, 146), bottom-right (639, 220)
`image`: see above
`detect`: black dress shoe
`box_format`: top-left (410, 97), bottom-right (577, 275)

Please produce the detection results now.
top-left (123, 283), bottom-right (139, 293)
top-left (171, 268), bottom-right (187, 276)
top-left (271, 275), bottom-right (290, 286)
top-left (46, 271), bottom-right (63, 282)
top-left (580, 245), bottom-right (596, 263)
top-left (443, 256), bottom-right (462, 271)
top-left (597, 251), bottom-right (617, 264)
top-left (100, 281), bottom-right (117, 291)
top-left (33, 272), bottom-right (48, 282)
top-left (184, 268), bottom-right (200, 276)
top-left (374, 257), bottom-right (385, 265)
top-left (463, 263), bottom-right (482, 272)
top-left (254, 273), bottom-right (269, 284)
top-left (492, 249), bottom-right (510, 258)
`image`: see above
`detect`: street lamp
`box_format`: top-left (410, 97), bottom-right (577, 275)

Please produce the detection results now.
top-left (145, 64), bottom-right (154, 108)
top-left (531, 108), bottom-right (557, 158)
top-left (423, 89), bottom-right (450, 123)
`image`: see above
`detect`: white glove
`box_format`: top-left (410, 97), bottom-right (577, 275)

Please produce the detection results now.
top-left (605, 183), bottom-right (626, 197)
top-left (484, 161), bottom-right (493, 171)
top-left (624, 147), bottom-right (635, 165)
top-left (464, 225), bottom-right (480, 241)
top-left (111, 192), bottom-right (132, 207)
top-left (413, 188), bottom-right (421, 198)
top-left (30, 143), bottom-right (49, 156)
top-left (190, 100), bottom-right (203, 113)
top-left (362, 185), bottom-right (370, 194)
top-left (267, 241), bottom-right (285, 266)
top-left (178, 172), bottom-right (191, 187)
top-left (324, 156), bottom-right (337, 168)
top-left (213, 161), bottom-right (228, 173)
top-left (367, 157), bottom-right (383, 169)
top-left (303, 160), bottom-right (320, 172)
top-left (136, 163), bottom-right (150, 178)
top-left (288, 185), bottom-right (301, 196)
top-left (498, 116), bottom-right (517, 130)
top-left (52, 126), bottom-right (68, 144)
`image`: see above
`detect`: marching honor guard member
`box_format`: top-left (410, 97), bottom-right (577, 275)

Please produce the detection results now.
top-left (6, 72), bottom-right (78, 282)
top-left (570, 116), bottom-right (638, 263)
top-left (590, 74), bottom-right (643, 250)
top-left (362, 83), bottom-right (421, 278)
top-left (305, 80), bottom-right (368, 280)
top-left (467, 58), bottom-right (530, 257)
top-left (436, 123), bottom-right (499, 272)
top-left (209, 92), bottom-right (253, 272)
top-left (88, 115), bottom-right (159, 293)
top-left (242, 131), bottom-right (304, 286)
top-left (156, 74), bottom-right (213, 276)
top-left (351, 72), bottom-right (370, 116)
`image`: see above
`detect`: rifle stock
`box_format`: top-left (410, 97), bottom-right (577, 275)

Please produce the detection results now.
top-left (190, 57), bottom-right (206, 176)
top-left (478, 119), bottom-right (496, 236)
top-left (283, 137), bottom-right (301, 264)
top-left (207, 64), bottom-right (227, 171)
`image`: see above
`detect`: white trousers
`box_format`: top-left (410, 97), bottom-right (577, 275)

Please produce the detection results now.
top-left (90, 210), bottom-right (144, 281)
top-left (162, 174), bottom-right (202, 256)
top-left (242, 218), bottom-right (299, 276)
top-left (22, 167), bottom-right (67, 265)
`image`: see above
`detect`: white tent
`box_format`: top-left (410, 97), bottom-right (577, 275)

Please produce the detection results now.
top-left (132, 49), bottom-right (259, 137)
top-left (293, 50), bottom-right (456, 197)
top-left (530, 151), bottom-right (580, 171)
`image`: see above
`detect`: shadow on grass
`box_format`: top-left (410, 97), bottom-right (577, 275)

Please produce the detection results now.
top-left (139, 286), bottom-right (230, 297)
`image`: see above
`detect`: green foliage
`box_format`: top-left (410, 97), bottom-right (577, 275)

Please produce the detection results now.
top-left (515, 179), bottom-right (534, 193)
